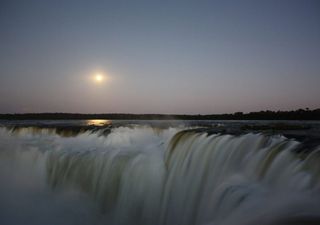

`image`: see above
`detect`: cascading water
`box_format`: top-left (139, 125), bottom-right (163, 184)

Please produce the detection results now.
top-left (0, 123), bottom-right (320, 225)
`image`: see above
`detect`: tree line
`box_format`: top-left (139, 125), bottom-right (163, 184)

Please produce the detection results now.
top-left (0, 108), bottom-right (319, 120)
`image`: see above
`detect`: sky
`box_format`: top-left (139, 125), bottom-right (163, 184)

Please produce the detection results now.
top-left (0, 0), bottom-right (319, 114)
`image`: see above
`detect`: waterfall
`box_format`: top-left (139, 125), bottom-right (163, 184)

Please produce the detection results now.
top-left (0, 126), bottom-right (320, 225)
top-left (162, 132), bottom-right (320, 225)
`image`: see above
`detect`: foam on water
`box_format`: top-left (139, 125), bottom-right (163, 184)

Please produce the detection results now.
top-left (0, 125), bottom-right (319, 225)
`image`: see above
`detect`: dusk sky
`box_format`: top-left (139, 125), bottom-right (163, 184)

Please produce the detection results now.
top-left (0, 0), bottom-right (319, 114)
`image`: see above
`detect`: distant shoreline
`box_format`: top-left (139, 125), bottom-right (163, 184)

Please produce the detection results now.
top-left (1, 108), bottom-right (319, 120)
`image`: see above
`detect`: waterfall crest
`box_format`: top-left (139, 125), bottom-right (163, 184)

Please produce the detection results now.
top-left (43, 129), bottom-right (320, 225)
top-left (1, 126), bottom-right (320, 225)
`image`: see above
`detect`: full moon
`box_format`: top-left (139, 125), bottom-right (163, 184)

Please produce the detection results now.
top-left (94, 74), bottom-right (104, 83)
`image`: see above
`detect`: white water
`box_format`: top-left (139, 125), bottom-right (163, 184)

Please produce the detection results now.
top-left (0, 125), bottom-right (320, 225)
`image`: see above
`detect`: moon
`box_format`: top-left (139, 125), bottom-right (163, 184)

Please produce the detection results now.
top-left (94, 74), bottom-right (104, 83)
top-left (95, 74), bottom-right (103, 82)
top-left (91, 71), bottom-right (111, 84)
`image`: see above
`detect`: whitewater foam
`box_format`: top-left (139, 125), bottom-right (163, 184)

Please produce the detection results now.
top-left (0, 125), bottom-right (319, 225)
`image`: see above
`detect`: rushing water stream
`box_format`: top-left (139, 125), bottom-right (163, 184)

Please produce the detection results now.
top-left (0, 122), bottom-right (320, 225)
